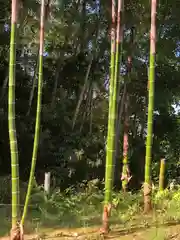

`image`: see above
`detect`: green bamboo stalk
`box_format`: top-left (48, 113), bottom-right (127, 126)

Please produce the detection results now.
top-left (159, 158), bottom-right (165, 191)
top-left (115, 0), bottom-right (124, 98)
top-left (144, 0), bottom-right (157, 213)
top-left (101, 0), bottom-right (123, 233)
top-left (1, 15), bottom-right (28, 107)
top-left (21, 0), bottom-right (45, 225)
top-left (9, 0), bottom-right (20, 230)
top-left (104, 0), bottom-right (116, 204)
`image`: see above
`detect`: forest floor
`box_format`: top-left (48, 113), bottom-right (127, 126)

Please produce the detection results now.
top-left (23, 223), bottom-right (180, 239)
top-left (30, 223), bottom-right (180, 239)
top-left (1, 185), bottom-right (180, 239)
top-left (1, 222), bottom-right (180, 239)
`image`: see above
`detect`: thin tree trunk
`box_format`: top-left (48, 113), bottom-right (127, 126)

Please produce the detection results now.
top-left (144, 0), bottom-right (157, 213)
top-left (72, 56), bottom-right (93, 129)
top-left (114, 82), bottom-right (126, 161)
top-left (79, 84), bottom-right (93, 133)
top-left (132, 113), bottom-right (137, 138)
top-left (114, 2), bottom-right (125, 177)
top-left (26, 53), bottom-right (39, 116)
top-left (80, 0), bottom-right (86, 51)
top-left (9, 0), bottom-right (22, 239)
top-left (50, 59), bottom-right (61, 109)
top-left (121, 27), bottom-right (134, 191)
top-left (72, 4), bottom-right (99, 129)
top-left (79, 83), bottom-right (91, 132)
top-left (21, 0), bottom-right (46, 225)
top-left (79, 105), bottom-right (88, 133)
top-left (89, 87), bottom-right (93, 134)
top-left (121, 93), bottom-right (131, 191)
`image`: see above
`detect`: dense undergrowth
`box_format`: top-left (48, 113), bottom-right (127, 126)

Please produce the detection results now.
top-left (1, 176), bottom-right (180, 238)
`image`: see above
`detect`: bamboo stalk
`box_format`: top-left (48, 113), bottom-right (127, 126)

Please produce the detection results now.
top-left (8, 0), bottom-right (22, 239)
top-left (9, 0), bottom-right (19, 227)
top-left (159, 158), bottom-right (165, 191)
top-left (101, 0), bottom-right (123, 233)
top-left (21, 0), bottom-right (45, 225)
top-left (144, 0), bottom-right (157, 213)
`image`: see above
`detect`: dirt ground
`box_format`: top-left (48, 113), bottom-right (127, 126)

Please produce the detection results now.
top-left (1, 224), bottom-right (180, 240)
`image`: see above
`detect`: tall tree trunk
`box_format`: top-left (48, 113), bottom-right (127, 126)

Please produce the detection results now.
top-left (114, 82), bottom-right (126, 183)
top-left (72, 56), bottom-right (93, 129)
top-left (121, 93), bottom-right (131, 191)
top-left (80, 0), bottom-right (86, 51)
top-left (72, 3), bottom-right (99, 129)
top-left (144, 0), bottom-right (157, 213)
top-left (21, 0), bottom-right (45, 225)
top-left (79, 83), bottom-right (91, 132)
top-left (101, 0), bottom-right (123, 234)
top-left (9, 0), bottom-right (22, 239)
top-left (121, 27), bottom-right (134, 191)
top-left (89, 87), bottom-right (93, 134)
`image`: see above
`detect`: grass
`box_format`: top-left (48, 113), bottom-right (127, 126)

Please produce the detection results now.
top-left (1, 179), bottom-right (180, 239)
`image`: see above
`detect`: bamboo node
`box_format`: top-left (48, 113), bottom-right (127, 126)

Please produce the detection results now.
top-left (121, 165), bottom-right (132, 182)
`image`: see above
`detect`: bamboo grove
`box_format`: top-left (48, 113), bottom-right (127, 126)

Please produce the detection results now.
top-left (6, 0), bottom-right (169, 237)
top-left (101, 0), bottom-right (157, 232)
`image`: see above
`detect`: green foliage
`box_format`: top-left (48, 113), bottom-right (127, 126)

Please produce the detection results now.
top-left (1, 0), bottom-right (180, 237)
top-left (2, 181), bottom-right (180, 238)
